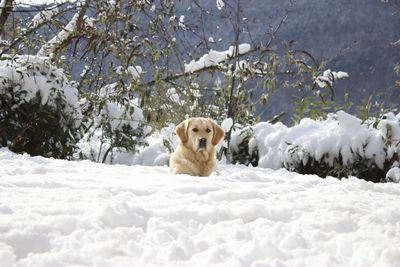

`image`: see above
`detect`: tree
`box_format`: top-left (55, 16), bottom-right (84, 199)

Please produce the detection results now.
top-left (1, 0), bottom-right (328, 161)
top-left (0, 0), bottom-right (13, 35)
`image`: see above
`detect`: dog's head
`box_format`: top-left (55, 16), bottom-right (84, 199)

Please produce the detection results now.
top-left (175, 117), bottom-right (225, 152)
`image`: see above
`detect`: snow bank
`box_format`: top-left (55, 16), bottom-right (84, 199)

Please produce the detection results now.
top-left (258, 111), bottom-right (385, 169)
top-left (80, 123), bottom-right (176, 166)
top-left (78, 123), bottom-right (176, 166)
top-left (386, 167), bottom-right (400, 183)
top-left (1, 148), bottom-right (400, 267)
top-left (221, 117), bottom-right (233, 132)
top-left (231, 111), bottom-right (400, 181)
top-left (133, 123), bottom-right (177, 166)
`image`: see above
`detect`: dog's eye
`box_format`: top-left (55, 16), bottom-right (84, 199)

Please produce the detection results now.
top-left (206, 128), bottom-right (211, 133)
top-left (192, 128), bottom-right (198, 132)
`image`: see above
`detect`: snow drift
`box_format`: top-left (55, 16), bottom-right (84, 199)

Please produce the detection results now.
top-left (0, 148), bottom-right (400, 267)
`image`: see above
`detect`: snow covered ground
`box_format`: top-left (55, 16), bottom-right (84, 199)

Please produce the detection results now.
top-left (1, 148), bottom-right (400, 267)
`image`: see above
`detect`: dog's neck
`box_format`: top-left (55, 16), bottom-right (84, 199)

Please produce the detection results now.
top-left (194, 150), bottom-right (210, 162)
top-left (179, 142), bottom-right (215, 162)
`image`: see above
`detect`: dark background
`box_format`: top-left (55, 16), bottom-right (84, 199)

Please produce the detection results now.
top-left (181, 0), bottom-right (400, 122)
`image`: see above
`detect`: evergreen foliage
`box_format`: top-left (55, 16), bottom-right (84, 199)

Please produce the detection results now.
top-left (0, 55), bottom-right (82, 158)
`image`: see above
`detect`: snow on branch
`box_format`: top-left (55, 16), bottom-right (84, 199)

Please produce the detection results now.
top-left (184, 43), bottom-right (251, 73)
top-left (38, 1), bottom-right (93, 58)
top-left (216, 0), bottom-right (225, 10)
top-left (127, 65), bottom-right (143, 80)
top-left (391, 39), bottom-right (400, 47)
top-left (314, 69), bottom-right (349, 88)
top-left (39, 13), bottom-right (77, 57)
top-left (30, 6), bottom-right (60, 28)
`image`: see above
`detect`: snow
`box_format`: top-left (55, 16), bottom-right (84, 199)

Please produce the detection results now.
top-left (133, 123), bottom-right (177, 166)
top-left (97, 83), bottom-right (150, 132)
top-left (232, 111), bottom-right (400, 173)
top-left (0, 55), bottom-right (81, 121)
top-left (179, 15), bottom-right (186, 29)
top-left (38, 13), bottom-right (80, 57)
top-left (166, 88), bottom-right (181, 104)
top-left (392, 39), bottom-right (400, 46)
top-left (73, 109), bottom-right (400, 178)
top-left (221, 118), bottom-right (233, 132)
top-left (386, 167), bottom-right (400, 183)
top-left (31, 6), bottom-right (59, 28)
top-left (76, 85), bottom-right (151, 163)
top-left (216, 0), bottom-right (225, 10)
top-left (87, 123), bottom-right (177, 166)
top-left (127, 65), bottom-right (142, 80)
top-left (120, 110), bottom-right (400, 173)
top-left (184, 44), bottom-right (251, 73)
top-left (38, 8), bottom-right (93, 57)
top-left (0, 0), bottom-right (6, 18)
top-left (315, 69), bottom-right (349, 88)
top-left (1, 148), bottom-right (400, 267)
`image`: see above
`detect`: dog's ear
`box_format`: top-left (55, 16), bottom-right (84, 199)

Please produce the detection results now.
top-left (210, 119), bottom-right (225, 146)
top-left (175, 119), bottom-right (189, 143)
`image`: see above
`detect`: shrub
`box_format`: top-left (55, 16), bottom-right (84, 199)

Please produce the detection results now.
top-left (0, 55), bottom-right (82, 158)
top-left (229, 111), bottom-right (400, 183)
top-left (76, 82), bottom-right (151, 163)
top-left (230, 127), bottom-right (259, 166)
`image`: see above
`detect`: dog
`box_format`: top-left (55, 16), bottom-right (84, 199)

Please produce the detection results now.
top-left (170, 117), bottom-right (225, 176)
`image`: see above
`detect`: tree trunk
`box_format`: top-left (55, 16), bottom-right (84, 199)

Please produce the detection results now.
top-left (0, 0), bottom-right (13, 35)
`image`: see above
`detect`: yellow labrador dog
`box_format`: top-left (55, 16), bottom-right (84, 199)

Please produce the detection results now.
top-left (170, 118), bottom-right (225, 176)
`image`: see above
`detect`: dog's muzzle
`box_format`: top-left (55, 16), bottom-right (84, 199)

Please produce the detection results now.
top-left (199, 138), bottom-right (207, 149)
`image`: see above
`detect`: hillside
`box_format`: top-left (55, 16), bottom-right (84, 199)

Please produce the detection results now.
top-left (181, 0), bottom-right (400, 120)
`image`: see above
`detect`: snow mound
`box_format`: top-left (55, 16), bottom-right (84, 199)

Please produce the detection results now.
top-left (1, 148), bottom-right (400, 267)
top-left (231, 111), bottom-right (400, 181)
top-left (0, 54), bottom-right (81, 119)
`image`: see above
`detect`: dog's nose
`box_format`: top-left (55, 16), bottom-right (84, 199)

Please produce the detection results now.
top-left (199, 138), bottom-right (207, 148)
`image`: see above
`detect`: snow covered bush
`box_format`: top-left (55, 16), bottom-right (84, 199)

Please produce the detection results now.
top-left (385, 166), bottom-right (400, 183)
top-left (0, 55), bottom-right (82, 158)
top-left (230, 111), bottom-right (400, 182)
top-left (76, 82), bottom-right (151, 163)
top-left (229, 126), bottom-right (259, 166)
